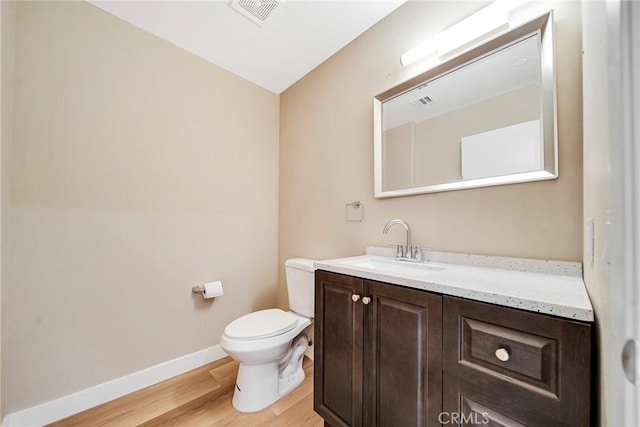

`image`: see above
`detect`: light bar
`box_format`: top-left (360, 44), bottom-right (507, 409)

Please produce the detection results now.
top-left (401, 0), bottom-right (528, 67)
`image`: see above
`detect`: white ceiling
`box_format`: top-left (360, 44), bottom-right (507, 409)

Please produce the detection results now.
top-left (87, 0), bottom-right (406, 94)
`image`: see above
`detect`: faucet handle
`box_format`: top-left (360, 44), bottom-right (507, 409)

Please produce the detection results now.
top-left (388, 244), bottom-right (403, 258)
top-left (414, 246), bottom-right (431, 262)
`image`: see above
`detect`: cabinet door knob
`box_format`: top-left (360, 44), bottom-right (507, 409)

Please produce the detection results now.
top-left (362, 296), bottom-right (371, 305)
top-left (351, 294), bottom-right (361, 302)
top-left (495, 347), bottom-right (510, 362)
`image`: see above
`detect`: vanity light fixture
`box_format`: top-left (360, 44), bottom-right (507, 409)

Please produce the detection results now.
top-left (400, 0), bottom-right (528, 67)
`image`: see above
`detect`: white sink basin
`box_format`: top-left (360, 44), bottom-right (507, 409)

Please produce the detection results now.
top-left (335, 256), bottom-right (447, 276)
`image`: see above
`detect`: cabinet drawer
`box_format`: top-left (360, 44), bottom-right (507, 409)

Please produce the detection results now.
top-left (458, 316), bottom-right (557, 393)
top-left (443, 373), bottom-right (558, 426)
top-left (443, 296), bottom-right (592, 426)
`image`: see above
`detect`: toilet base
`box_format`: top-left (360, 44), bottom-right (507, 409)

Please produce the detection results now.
top-left (231, 336), bottom-right (308, 413)
top-left (232, 362), bottom-right (279, 413)
top-left (231, 362), bottom-right (306, 413)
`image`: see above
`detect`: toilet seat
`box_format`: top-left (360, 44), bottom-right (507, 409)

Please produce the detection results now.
top-left (224, 309), bottom-right (299, 341)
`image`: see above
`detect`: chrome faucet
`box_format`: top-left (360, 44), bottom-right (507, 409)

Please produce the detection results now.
top-left (383, 219), bottom-right (414, 259)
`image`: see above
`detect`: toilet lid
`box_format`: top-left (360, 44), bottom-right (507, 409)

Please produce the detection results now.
top-left (224, 309), bottom-right (298, 341)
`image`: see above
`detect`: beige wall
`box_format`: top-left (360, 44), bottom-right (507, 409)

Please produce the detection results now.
top-left (279, 0), bottom-right (583, 307)
top-left (581, 13), bottom-right (609, 421)
top-left (7, 1), bottom-right (279, 413)
top-left (582, 2), bottom-right (625, 425)
top-left (1, 0), bottom-right (16, 420)
top-left (582, 4), bottom-right (609, 422)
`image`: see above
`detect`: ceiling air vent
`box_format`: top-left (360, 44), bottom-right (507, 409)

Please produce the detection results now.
top-left (230, 0), bottom-right (284, 28)
top-left (410, 95), bottom-right (434, 108)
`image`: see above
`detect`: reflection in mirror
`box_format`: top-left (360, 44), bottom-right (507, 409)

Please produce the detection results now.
top-left (374, 12), bottom-right (557, 198)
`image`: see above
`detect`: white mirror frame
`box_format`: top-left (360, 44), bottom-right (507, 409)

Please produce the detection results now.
top-left (374, 12), bottom-right (557, 198)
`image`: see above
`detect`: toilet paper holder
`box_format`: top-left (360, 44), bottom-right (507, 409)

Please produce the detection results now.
top-left (192, 280), bottom-right (224, 299)
top-left (192, 284), bottom-right (206, 293)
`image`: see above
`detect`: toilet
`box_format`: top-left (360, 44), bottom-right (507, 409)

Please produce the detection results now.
top-left (219, 258), bottom-right (316, 413)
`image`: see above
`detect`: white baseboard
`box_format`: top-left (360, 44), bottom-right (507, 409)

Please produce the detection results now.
top-left (2, 345), bottom-right (227, 427)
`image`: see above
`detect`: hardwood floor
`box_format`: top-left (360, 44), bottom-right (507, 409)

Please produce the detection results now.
top-left (49, 357), bottom-right (323, 427)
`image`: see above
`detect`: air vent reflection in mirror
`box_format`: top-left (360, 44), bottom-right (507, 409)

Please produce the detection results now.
top-left (411, 95), bottom-right (434, 109)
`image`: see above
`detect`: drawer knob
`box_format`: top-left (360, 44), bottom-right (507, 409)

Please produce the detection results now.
top-left (362, 296), bottom-right (371, 305)
top-left (495, 347), bottom-right (510, 362)
top-left (351, 294), bottom-right (361, 302)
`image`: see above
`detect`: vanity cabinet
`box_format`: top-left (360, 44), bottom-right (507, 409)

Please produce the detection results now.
top-left (314, 271), bottom-right (592, 427)
top-left (313, 270), bottom-right (443, 427)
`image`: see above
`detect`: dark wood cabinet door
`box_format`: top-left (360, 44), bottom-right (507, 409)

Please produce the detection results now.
top-left (364, 280), bottom-right (443, 427)
top-left (314, 271), bottom-right (365, 427)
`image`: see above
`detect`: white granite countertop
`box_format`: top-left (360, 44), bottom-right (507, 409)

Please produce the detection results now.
top-left (314, 248), bottom-right (594, 322)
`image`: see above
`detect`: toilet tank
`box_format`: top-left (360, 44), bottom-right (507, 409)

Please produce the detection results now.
top-left (285, 258), bottom-right (316, 318)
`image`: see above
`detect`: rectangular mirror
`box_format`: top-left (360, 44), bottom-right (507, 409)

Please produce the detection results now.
top-left (374, 12), bottom-right (557, 198)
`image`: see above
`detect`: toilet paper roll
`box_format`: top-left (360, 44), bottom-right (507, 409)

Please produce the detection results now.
top-left (203, 281), bottom-right (224, 299)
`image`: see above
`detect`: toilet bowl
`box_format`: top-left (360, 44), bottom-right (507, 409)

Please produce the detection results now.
top-left (219, 258), bottom-right (316, 413)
